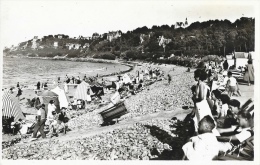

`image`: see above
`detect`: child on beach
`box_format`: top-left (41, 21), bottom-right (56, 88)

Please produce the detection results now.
top-left (226, 71), bottom-right (241, 97)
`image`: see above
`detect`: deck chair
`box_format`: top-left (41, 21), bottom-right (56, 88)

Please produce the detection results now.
top-left (240, 98), bottom-right (253, 112)
top-left (217, 135), bottom-right (254, 161)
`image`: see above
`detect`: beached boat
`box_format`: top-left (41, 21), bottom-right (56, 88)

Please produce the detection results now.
top-left (99, 102), bottom-right (128, 125)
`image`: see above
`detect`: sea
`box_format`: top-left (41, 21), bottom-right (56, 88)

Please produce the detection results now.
top-left (2, 57), bottom-right (130, 89)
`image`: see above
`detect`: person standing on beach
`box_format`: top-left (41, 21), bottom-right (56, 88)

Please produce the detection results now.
top-left (72, 76), bottom-right (75, 84)
top-left (37, 82), bottom-right (41, 90)
top-left (86, 88), bottom-right (92, 104)
top-left (167, 74), bottom-right (172, 85)
top-left (16, 87), bottom-right (22, 101)
top-left (193, 70), bottom-right (214, 133)
top-left (17, 82), bottom-right (20, 88)
top-left (223, 60), bottom-right (229, 71)
top-left (31, 104), bottom-right (47, 140)
top-left (243, 60), bottom-right (254, 86)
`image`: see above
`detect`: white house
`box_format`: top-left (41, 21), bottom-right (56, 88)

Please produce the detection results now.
top-left (140, 34), bottom-right (150, 44)
top-left (31, 36), bottom-right (38, 49)
top-left (54, 42), bottom-right (58, 48)
top-left (107, 31), bottom-right (122, 42)
top-left (158, 36), bottom-right (172, 46)
top-left (83, 43), bottom-right (90, 49)
top-left (74, 44), bottom-right (81, 49)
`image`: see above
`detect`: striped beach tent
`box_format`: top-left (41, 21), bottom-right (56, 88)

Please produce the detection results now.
top-left (74, 81), bottom-right (94, 100)
top-left (2, 90), bottom-right (25, 122)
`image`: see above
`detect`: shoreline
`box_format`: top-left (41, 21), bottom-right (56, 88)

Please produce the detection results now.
top-left (2, 56), bottom-right (135, 89)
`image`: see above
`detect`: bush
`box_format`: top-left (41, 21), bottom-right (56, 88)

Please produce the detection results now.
top-left (93, 52), bottom-right (116, 60)
top-left (126, 50), bottom-right (140, 60)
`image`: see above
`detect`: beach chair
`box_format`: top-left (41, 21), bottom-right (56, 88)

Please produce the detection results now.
top-left (217, 135), bottom-right (254, 161)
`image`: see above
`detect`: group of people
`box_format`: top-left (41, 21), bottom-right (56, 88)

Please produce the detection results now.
top-left (31, 100), bottom-right (70, 140)
top-left (182, 61), bottom-right (254, 160)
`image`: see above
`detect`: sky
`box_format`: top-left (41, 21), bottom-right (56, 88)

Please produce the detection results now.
top-left (0, 0), bottom-right (257, 48)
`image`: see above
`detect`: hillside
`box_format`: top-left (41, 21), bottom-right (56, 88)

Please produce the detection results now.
top-left (4, 17), bottom-right (255, 62)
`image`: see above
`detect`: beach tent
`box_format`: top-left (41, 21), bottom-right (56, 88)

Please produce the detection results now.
top-left (39, 90), bottom-right (59, 114)
top-left (89, 81), bottom-right (104, 97)
top-left (74, 81), bottom-right (94, 100)
top-left (2, 90), bottom-right (25, 122)
top-left (51, 86), bottom-right (69, 108)
top-left (122, 74), bottom-right (132, 84)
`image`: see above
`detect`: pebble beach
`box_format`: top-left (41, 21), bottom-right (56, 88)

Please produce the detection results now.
top-left (2, 61), bottom-right (254, 160)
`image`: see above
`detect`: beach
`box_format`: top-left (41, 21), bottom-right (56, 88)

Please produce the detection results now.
top-left (2, 61), bottom-right (254, 160)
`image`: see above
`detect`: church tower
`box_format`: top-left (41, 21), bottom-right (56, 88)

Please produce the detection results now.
top-left (185, 18), bottom-right (188, 28)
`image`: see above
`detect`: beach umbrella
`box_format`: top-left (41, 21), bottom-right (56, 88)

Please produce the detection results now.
top-left (2, 90), bottom-right (25, 122)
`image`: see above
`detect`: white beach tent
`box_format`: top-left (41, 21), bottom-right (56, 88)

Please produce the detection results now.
top-left (74, 81), bottom-right (94, 100)
top-left (51, 86), bottom-right (69, 108)
top-left (2, 90), bottom-right (25, 122)
top-left (122, 73), bottom-right (132, 84)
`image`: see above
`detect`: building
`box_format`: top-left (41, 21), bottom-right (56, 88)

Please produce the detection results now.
top-left (74, 44), bottom-right (81, 49)
top-left (83, 43), bottom-right (90, 49)
top-left (158, 36), bottom-right (172, 46)
top-left (140, 34), bottom-right (151, 44)
top-left (31, 36), bottom-right (39, 49)
top-left (175, 18), bottom-right (188, 28)
top-left (107, 31), bottom-right (122, 42)
top-left (92, 33), bottom-right (100, 40)
top-left (54, 42), bottom-right (58, 48)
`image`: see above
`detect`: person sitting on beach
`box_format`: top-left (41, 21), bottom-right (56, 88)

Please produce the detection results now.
top-left (211, 89), bottom-right (222, 118)
top-left (77, 99), bottom-right (83, 110)
top-left (53, 107), bottom-right (69, 135)
top-left (44, 82), bottom-right (48, 90)
top-left (217, 110), bottom-right (253, 151)
top-left (109, 88), bottom-right (125, 107)
top-left (218, 94), bottom-right (230, 118)
top-left (222, 99), bottom-right (241, 128)
top-left (182, 115), bottom-right (220, 160)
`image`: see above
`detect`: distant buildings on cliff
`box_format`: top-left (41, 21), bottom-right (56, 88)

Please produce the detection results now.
top-left (10, 18), bottom-right (189, 50)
